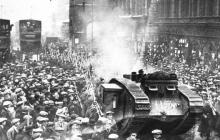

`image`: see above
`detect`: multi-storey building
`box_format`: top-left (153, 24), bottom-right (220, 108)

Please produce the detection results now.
top-left (69, 0), bottom-right (115, 44)
top-left (69, 0), bottom-right (151, 47)
top-left (148, 0), bottom-right (220, 67)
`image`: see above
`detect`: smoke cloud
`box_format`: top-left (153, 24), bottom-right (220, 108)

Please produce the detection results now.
top-left (86, 6), bottom-right (145, 80)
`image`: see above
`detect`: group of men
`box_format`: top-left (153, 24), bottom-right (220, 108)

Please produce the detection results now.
top-left (0, 55), bottom-right (119, 140)
top-left (144, 43), bottom-right (220, 139)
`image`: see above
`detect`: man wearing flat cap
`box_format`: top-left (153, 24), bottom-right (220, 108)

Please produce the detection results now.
top-left (7, 118), bottom-right (20, 140)
top-left (32, 128), bottom-right (43, 140)
top-left (126, 132), bottom-right (138, 140)
top-left (0, 117), bottom-right (8, 140)
top-left (151, 129), bottom-right (164, 140)
top-left (0, 100), bottom-right (14, 128)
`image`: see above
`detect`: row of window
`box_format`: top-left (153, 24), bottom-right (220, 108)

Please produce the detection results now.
top-left (159, 0), bottom-right (220, 18)
top-left (116, 0), bottom-right (150, 16)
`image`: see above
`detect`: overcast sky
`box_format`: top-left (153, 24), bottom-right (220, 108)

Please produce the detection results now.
top-left (0, 0), bottom-right (69, 36)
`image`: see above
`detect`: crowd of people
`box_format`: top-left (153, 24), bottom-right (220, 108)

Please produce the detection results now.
top-left (143, 41), bottom-right (220, 140)
top-left (0, 45), bottom-right (120, 140)
top-left (2, 37), bottom-right (220, 140)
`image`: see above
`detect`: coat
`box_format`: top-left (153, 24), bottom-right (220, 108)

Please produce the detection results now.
top-left (7, 126), bottom-right (19, 140)
top-left (15, 132), bottom-right (32, 140)
top-left (0, 126), bottom-right (8, 140)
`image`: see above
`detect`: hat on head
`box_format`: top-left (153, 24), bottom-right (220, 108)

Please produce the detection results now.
top-left (152, 129), bottom-right (162, 135)
top-left (12, 118), bottom-right (20, 124)
top-left (106, 111), bottom-right (114, 115)
top-left (55, 101), bottom-right (63, 106)
top-left (61, 91), bottom-right (67, 95)
top-left (17, 101), bottom-right (24, 106)
top-left (3, 100), bottom-right (12, 106)
top-left (39, 111), bottom-right (48, 117)
top-left (33, 127), bottom-right (43, 133)
top-left (68, 89), bottom-right (74, 93)
top-left (48, 100), bottom-right (54, 105)
top-left (0, 117), bottom-right (7, 123)
top-left (56, 112), bottom-right (66, 118)
top-left (217, 96), bottom-right (220, 101)
top-left (108, 133), bottom-right (119, 139)
top-left (23, 115), bottom-right (32, 120)
top-left (43, 101), bottom-right (49, 105)
top-left (71, 119), bottom-right (82, 125)
top-left (15, 88), bottom-right (22, 93)
top-left (36, 116), bottom-right (49, 122)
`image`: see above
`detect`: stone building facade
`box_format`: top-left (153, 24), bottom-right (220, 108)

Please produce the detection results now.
top-left (148, 0), bottom-right (220, 67)
top-left (69, 0), bottom-right (151, 50)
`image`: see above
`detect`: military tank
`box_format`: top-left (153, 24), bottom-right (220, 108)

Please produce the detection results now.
top-left (100, 70), bottom-right (203, 137)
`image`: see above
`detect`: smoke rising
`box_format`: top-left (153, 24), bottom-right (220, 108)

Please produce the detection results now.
top-left (86, 6), bottom-right (145, 80)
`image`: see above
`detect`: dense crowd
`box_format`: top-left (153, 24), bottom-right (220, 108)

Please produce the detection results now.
top-left (2, 38), bottom-right (220, 140)
top-left (0, 47), bottom-right (119, 140)
top-left (143, 41), bottom-right (220, 140)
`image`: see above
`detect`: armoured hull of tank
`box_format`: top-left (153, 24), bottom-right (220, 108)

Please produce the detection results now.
top-left (100, 71), bottom-right (203, 137)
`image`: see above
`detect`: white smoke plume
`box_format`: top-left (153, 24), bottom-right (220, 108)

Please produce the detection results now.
top-left (86, 6), bottom-right (145, 80)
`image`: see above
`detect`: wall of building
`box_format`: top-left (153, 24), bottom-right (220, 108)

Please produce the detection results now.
top-left (69, 0), bottom-right (152, 50)
top-left (148, 0), bottom-right (220, 67)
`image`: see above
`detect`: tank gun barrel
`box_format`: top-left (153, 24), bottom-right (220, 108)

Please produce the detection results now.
top-left (123, 71), bottom-right (144, 83)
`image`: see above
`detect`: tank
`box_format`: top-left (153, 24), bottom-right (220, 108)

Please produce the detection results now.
top-left (100, 71), bottom-right (203, 137)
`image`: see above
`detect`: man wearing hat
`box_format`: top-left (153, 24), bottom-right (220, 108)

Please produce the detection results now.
top-left (214, 96), bottom-right (220, 136)
top-left (14, 126), bottom-right (33, 140)
top-left (7, 118), bottom-right (20, 140)
top-left (67, 120), bottom-right (82, 140)
top-left (54, 111), bottom-right (68, 133)
top-left (126, 132), bottom-right (138, 140)
top-left (102, 111), bottom-right (118, 139)
top-left (0, 117), bottom-right (8, 140)
top-left (105, 111), bottom-right (117, 132)
top-left (151, 129), bottom-right (164, 140)
top-left (32, 128), bottom-right (43, 140)
top-left (1, 100), bottom-right (14, 127)
top-left (36, 116), bottom-right (49, 131)
top-left (39, 111), bottom-right (48, 118)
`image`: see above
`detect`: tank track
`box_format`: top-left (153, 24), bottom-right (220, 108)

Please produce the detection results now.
top-left (172, 85), bottom-right (203, 134)
top-left (117, 118), bottom-right (146, 137)
top-left (171, 112), bottom-right (197, 134)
